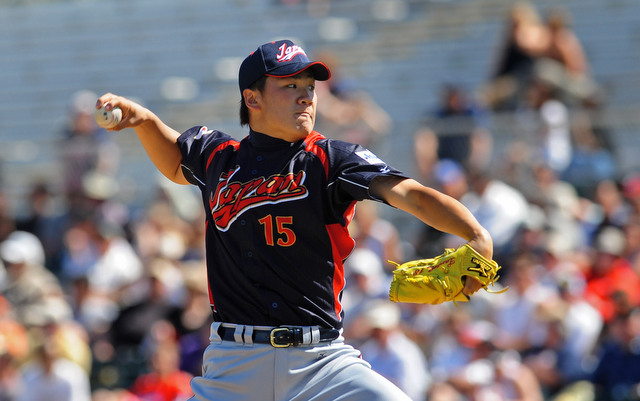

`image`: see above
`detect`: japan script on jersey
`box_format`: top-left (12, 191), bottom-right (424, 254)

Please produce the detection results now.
top-left (209, 166), bottom-right (308, 231)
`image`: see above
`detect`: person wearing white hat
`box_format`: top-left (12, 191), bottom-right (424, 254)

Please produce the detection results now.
top-left (0, 231), bottom-right (72, 327)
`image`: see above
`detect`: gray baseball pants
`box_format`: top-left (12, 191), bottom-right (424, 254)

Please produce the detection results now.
top-left (188, 322), bottom-right (412, 401)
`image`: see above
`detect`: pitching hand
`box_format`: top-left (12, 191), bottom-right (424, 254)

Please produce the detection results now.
top-left (95, 93), bottom-right (150, 131)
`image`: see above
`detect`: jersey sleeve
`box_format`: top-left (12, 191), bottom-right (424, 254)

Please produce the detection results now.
top-left (326, 139), bottom-right (408, 203)
top-left (176, 126), bottom-right (235, 187)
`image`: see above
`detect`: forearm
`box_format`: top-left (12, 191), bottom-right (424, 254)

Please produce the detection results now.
top-left (371, 176), bottom-right (493, 258)
top-left (133, 113), bottom-right (189, 184)
top-left (96, 93), bottom-right (188, 184)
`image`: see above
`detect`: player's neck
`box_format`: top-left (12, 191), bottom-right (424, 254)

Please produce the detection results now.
top-left (249, 124), bottom-right (310, 143)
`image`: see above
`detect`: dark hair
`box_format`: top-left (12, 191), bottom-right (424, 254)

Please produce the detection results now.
top-left (239, 76), bottom-right (267, 127)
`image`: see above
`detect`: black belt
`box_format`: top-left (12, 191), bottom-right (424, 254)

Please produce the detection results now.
top-left (218, 325), bottom-right (340, 348)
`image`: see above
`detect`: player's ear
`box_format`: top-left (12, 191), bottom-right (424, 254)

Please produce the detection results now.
top-left (243, 89), bottom-right (261, 111)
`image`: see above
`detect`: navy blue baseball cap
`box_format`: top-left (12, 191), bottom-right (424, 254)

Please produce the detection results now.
top-left (239, 39), bottom-right (331, 92)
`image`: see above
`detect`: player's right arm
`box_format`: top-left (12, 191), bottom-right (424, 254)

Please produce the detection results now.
top-left (96, 93), bottom-right (189, 185)
top-left (370, 175), bottom-right (492, 296)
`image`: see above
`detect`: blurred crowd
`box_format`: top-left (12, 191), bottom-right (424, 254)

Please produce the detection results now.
top-left (0, 89), bottom-right (208, 401)
top-left (0, 2), bottom-right (638, 401)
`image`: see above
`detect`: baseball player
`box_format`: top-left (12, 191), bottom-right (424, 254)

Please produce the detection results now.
top-left (96, 39), bottom-right (493, 401)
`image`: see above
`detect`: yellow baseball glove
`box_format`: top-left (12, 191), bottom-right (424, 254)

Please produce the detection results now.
top-left (388, 244), bottom-right (506, 305)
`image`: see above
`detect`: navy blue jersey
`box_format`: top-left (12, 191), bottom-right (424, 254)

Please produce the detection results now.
top-left (177, 127), bottom-right (408, 330)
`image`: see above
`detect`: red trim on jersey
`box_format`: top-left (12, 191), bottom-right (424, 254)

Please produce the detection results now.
top-left (305, 131), bottom-right (355, 321)
top-left (304, 131), bottom-right (329, 177)
top-left (327, 224), bottom-right (349, 321)
top-left (206, 139), bottom-right (240, 171)
top-left (326, 201), bottom-right (357, 321)
top-left (204, 219), bottom-right (216, 310)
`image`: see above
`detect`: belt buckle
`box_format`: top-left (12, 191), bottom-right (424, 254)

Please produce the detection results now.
top-left (269, 327), bottom-right (291, 348)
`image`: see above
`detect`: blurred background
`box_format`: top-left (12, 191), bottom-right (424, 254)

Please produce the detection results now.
top-left (0, 0), bottom-right (640, 400)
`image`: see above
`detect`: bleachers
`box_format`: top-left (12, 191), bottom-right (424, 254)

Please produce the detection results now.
top-left (1, 0), bottom-right (639, 211)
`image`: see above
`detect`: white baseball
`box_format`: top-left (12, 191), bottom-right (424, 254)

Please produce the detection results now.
top-left (94, 106), bottom-right (122, 129)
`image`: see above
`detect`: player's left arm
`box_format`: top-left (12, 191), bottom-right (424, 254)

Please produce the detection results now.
top-left (370, 175), bottom-right (492, 294)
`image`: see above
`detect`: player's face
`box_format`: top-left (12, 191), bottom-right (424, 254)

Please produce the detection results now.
top-left (258, 73), bottom-right (317, 141)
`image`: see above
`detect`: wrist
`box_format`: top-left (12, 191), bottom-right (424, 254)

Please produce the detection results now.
top-left (467, 228), bottom-right (493, 259)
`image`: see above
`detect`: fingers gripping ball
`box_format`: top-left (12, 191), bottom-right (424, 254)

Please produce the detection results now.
top-left (94, 106), bottom-right (122, 129)
top-left (388, 244), bottom-right (506, 305)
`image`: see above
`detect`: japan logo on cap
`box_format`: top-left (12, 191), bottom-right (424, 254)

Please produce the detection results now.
top-left (276, 43), bottom-right (307, 63)
top-left (238, 39), bottom-right (331, 93)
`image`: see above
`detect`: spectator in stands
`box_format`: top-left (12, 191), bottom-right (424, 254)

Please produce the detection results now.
top-left (621, 214), bottom-right (640, 279)
top-left (47, 319), bottom-right (93, 377)
top-left (343, 249), bottom-right (389, 306)
top-left (432, 159), bottom-right (469, 202)
top-left (342, 248), bottom-right (391, 344)
top-left (358, 299), bottom-right (431, 401)
top-left (563, 111), bottom-right (617, 199)
top-left (130, 198), bottom-right (198, 266)
top-left (413, 126), bottom-right (440, 185)
top-left (461, 168), bottom-right (530, 261)
top-left (14, 181), bottom-right (67, 275)
top-left (430, 321), bottom-right (544, 401)
top-left (0, 193), bottom-right (16, 246)
top-left (0, 231), bottom-right (72, 328)
top-left (350, 200), bottom-right (403, 270)
top-left (0, 310), bottom-right (29, 401)
top-left (58, 177), bottom-right (135, 338)
top-left (421, 306), bottom-right (475, 383)
top-left (590, 307), bottom-right (640, 401)
top-left (487, 350), bottom-right (545, 401)
top-left (416, 158), bottom-right (529, 263)
top-left (524, 271), bottom-right (603, 396)
top-left (177, 261), bottom-right (213, 337)
top-left (483, 3), bottom-right (599, 110)
top-left (59, 90), bottom-right (120, 206)
top-left (534, 6), bottom-right (599, 107)
top-left (584, 226), bottom-right (640, 323)
top-left (107, 259), bottom-right (184, 352)
top-left (524, 76), bottom-right (573, 177)
top-left (17, 327), bottom-right (92, 401)
top-left (416, 85), bottom-right (493, 172)
top-left (413, 159), bottom-right (469, 257)
top-left (93, 274), bottom-right (186, 391)
top-left (592, 179), bottom-right (633, 232)
top-left (14, 181), bottom-right (53, 240)
top-left (59, 214), bottom-right (143, 302)
top-left (541, 7), bottom-right (588, 78)
top-left (491, 251), bottom-right (558, 354)
top-left (531, 163), bottom-right (582, 233)
top-left (130, 338), bottom-right (193, 401)
top-left (314, 50), bottom-right (392, 151)
top-left (91, 388), bottom-right (141, 401)
top-left (177, 261), bottom-right (213, 377)
top-left (67, 275), bottom-right (119, 344)
top-left (57, 142), bottom-right (130, 284)
top-left (481, 1), bottom-right (550, 110)
top-left (622, 173), bottom-right (640, 217)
